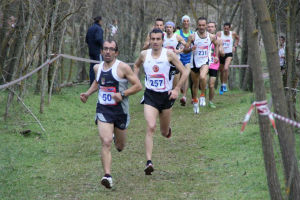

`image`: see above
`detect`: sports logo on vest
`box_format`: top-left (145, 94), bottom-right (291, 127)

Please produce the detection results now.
top-left (152, 65), bottom-right (159, 72)
top-left (101, 77), bottom-right (105, 85)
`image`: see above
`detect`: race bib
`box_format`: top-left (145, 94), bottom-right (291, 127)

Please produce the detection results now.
top-left (148, 74), bottom-right (166, 90)
top-left (223, 39), bottom-right (230, 49)
top-left (99, 86), bottom-right (117, 105)
top-left (197, 46), bottom-right (208, 58)
top-left (166, 46), bottom-right (175, 51)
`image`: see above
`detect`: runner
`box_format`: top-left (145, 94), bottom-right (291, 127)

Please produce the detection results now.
top-left (175, 15), bottom-right (193, 106)
top-left (163, 21), bottom-right (187, 88)
top-left (142, 18), bottom-right (165, 50)
top-left (207, 22), bottom-right (224, 108)
top-left (185, 17), bottom-right (219, 113)
top-left (216, 22), bottom-right (239, 94)
top-left (134, 28), bottom-right (189, 175)
top-left (80, 39), bottom-right (142, 189)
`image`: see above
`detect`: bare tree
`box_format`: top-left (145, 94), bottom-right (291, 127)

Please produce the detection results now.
top-left (252, 0), bottom-right (300, 199)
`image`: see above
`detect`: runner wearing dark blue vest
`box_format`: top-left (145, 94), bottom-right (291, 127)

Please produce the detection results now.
top-left (175, 15), bottom-right (193, 106)
top-left (80, 39), bottom-right (142, 189)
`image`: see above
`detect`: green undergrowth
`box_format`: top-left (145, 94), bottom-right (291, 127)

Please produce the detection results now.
top-left (0, 85), bottom-right (293, 199)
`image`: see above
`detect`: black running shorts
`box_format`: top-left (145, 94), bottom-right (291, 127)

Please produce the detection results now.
top-left (141, 89), bottom-right (175, 112)
top-left (95, 112), bottom-right (129, 130)
top-left (219, 53), bottom-right (233, 64)
top-left (209, 69), bottom-right (218, 77)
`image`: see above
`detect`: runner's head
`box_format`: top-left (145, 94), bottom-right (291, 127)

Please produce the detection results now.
top-left (223, 22), bottom-right (231, 34)
top-left (207, 22), bottom-right (216, 34)
top-left (182, 15), bottom-right (190, 29)
top-left (155, 18), bottom-right (164, 31)
top-left (149, 28), bottom-right (164, 50)
top-left (101, 39), bottom-right (118, 63)
top-left (165, 21), bottom-right (175, 35)
top-left (279, 36), bottom-right (285, 46)
top-left (197, 17), bottom-right (207, 34)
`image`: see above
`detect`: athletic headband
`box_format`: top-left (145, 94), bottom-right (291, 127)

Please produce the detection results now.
top-left (165, 21), bottom-right (175, 28)
top-left (182, 15), bottom-right (190, 23)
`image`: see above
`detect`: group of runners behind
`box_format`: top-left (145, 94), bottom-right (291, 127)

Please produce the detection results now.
top-left (80, 15), bottom-right (239, 189)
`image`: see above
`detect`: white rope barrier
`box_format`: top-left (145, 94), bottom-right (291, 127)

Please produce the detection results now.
top-left (0, 54), bottom-right (100, 90)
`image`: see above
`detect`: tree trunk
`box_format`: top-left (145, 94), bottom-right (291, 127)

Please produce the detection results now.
top-left (40, 0), bottom-right (60, 114)
top-left (240, 0), bottom-right (248, 88)
top-left (285, 0), bottom-right (298, 120)
top-left (246, 0), bottom-right (283, 198)
top-left (252, 0), bottom-right (300, 199)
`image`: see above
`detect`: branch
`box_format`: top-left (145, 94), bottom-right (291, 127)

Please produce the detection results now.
top-left (4, 85), bottom-right (46, 132)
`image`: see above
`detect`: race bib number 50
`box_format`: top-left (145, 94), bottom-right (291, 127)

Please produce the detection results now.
top-left (149, 74), bottom-right (166, 90)
top-left (99, 86), bottom-right (117, 105)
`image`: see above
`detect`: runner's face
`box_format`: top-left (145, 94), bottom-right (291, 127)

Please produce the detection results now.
top-left (223, 25), bottom-right (230, 33)
top-left (182, 19), bottom-right (190, 29)
top-left (155, 21), bottom-right (164, 31)
top-left (165, 25), bottom-right (174, 35)
top-left (207, 23), bottom-right (216, 34)
top-left (102, 41), bottom-right (118, 63)
top-left (197, 20), bottom-right (206, 34)
top-left (150, 32), bottom-right (163, 50)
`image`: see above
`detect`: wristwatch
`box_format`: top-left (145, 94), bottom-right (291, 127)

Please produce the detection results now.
top-left (120, 91), bottom-right (125, 99)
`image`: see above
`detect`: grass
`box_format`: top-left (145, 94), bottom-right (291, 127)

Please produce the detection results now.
top-left (0, 85), bottom-right (286, 199)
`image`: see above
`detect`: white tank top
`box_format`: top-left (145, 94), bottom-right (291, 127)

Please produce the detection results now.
top-left (143, 48), bottom-right (172, 92)
top-left (192, 32), bottom-right (211, 68)
top-left (163, 33), bottom-right (178, 51)
top-left (221, 31), bottom-right (233, 54)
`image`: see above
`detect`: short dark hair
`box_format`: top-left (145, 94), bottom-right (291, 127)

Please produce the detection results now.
top-left (155, 18), bottom-right (164, 23)
top-left (149, 28), bottom-right (164, 40)
top-left (103, 39), bottom-right (118, 52)
top-left (197, 17), bottom-right (207, 23)
top-left (280, 36), bottom-right (285, 40)
top-left (224, 22), bottom-right (231, 28)
top-left (93, 16), bottom-right (102, 22)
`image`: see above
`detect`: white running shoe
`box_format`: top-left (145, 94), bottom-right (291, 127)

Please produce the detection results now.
top-left (199, 96), bottom-right (206, 107)
top-left (101, 176), bottom-right (113, 189)
top-left (193, 102), bottom-right (199, 114)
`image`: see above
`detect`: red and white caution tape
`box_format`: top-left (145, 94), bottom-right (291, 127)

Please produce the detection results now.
top-left (241, 100), bottom-right (277, 134)
top-left (241, 100), bottom-right (300, 134)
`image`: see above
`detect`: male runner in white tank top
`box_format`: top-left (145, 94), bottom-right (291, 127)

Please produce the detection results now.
top-left (185, 17), bottom-right (219, 114)
top-left (80, 40), bottom-right (142, 189)
top-left (163, 21), bottom-right (188, 99)
top-left (216, 22), bottom-right (239, 94)
top-left (134, 29), bottom-right (189, 175)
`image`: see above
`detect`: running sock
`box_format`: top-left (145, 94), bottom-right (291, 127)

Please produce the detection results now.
top-left (104, 174), bottom-right (112, 178)
top-left (192, 98), bottom-right (198, 103)
top-left (146, 160), bottom-right (152, 165)
top-left (200, 93), bottom-right (205, 97)
top-left (222, 83), bottom-right (227, 87)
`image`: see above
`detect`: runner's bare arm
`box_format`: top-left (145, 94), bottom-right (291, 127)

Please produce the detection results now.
top-left (176, 34), bottom-right (187, 46)
top-left (217, 37), bottom-right (225, 57)
top-left (167, 51), bottom-right (189, 99)
top-left (232, 31), bottom-right (240, 52)
top-left (142, 35), bottom-right (150, 50)
top-left (183, 34), bottom-right (195, 53)
top-left (211, 34), bottom-right (219, 61)
top-left (175, 34), bottom-right (187, 54)
top-left (133, 51), bottom-right (146, 77)
top-left (80, 64), bottom-right (99, 103)
top-left (216, 31), bottom-right (221, 38)
top-left (113, 63), bottom-right (143, 102)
